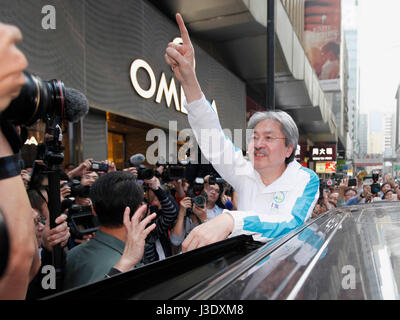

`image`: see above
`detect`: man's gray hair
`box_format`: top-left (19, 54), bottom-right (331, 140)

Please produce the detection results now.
top-left (247, 110), bottom-right (299, 164)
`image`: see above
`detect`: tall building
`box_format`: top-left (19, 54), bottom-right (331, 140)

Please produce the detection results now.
top-left (383, 112), bottom-right (395, 157)
top-left (359, 114), bottom-right (368, 156)
top-left (344, 29), bottom-right (359, 159)
top-left (342, 0), bottom-right (359, 167)
top-left (368, 111), bottom-right (383, 155)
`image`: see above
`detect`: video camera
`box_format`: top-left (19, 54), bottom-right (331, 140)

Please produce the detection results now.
top-left (136, 165), bottom-right (156, 181)
top-left (62, 179), bottom-right (91, 198)
top-left (67, 205), bottom-right (99, 240)
top-left (158, 160), bottom-right (189, 183)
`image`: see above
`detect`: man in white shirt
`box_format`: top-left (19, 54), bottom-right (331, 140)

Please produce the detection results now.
top-left (164, 14), bottom-right (319, 252)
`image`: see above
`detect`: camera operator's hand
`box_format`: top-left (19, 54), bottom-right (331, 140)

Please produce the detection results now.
top-left (20, 169), bottom-right (30, 189)
top-left (103, 159), bottom-right (116, 173)
top-left (67, 158), bottom-right (93, 179)
top-left (113, 205), bottom-right (157, 273)
top-left (182, 212), bottom-right (234, 252)
top-left (42, 213), bottom-right (70, 251)
top-left (179, 197), bottom-right (192, 211)
top-left (192, 204), bottom-right (207, 222)
top-left (171, 179), bottom-right (185, 198)
top-left (143, 176), bottom-right (160, 191)
top-left (123, 167), bottom-right (138, 178)
top-left (75, 196), bottom-right (92, 206)
top-left (59, 180), bottom-right (71, 201)
top-left (0, 22), bottom-right (28, 111)
top-left (74, 233), bottom-right (94, 244)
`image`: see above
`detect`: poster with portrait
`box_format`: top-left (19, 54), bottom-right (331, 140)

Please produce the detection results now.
top-left (303, 0), bottom-right (341, 91)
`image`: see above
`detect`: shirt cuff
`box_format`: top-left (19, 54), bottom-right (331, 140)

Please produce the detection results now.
top-left (184, 93), bottom-right (207, 113)
top-left (223, 209), bottom-right (244, 237)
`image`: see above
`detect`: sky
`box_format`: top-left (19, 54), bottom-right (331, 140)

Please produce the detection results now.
top-left (353, 0), bottom-right (400, 114)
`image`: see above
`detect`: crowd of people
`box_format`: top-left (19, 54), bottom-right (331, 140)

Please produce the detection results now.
top-left (312, 172), bottom-right (400, 218)
top-left (19, 156), bottom-right (240, 295)
top-left (0, 13), bottom-right (398, 300)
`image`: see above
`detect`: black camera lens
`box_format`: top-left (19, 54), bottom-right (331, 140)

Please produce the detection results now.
top-left (138, 168), bottom-right (155, 180)
top-left (192, 195), bottom-right (206, 208)
top-left (2, 72), bottom-right (65, 126)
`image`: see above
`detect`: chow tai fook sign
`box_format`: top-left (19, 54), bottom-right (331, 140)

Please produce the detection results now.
top-left (311, 145), bottom-right (336, 161)
top-left (316, 162), bottom-right (336, 174)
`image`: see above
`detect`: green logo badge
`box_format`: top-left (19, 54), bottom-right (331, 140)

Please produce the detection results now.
top-left (273, 192), bottom-right (285, 203)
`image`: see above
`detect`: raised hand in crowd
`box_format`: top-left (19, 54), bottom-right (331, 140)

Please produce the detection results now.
top-left (113, 205), bottom-right (156, 273)
top-left (67, 158), bottom-right (93, 180)
top-left (143, 175), bottom-right (161, 191)
top-left (41, 213), bottom-right (70, 251)
top-left (170, 179), bottom-right (185, 198)
top-left (59, 180), bottom-right (71, 202)
top-left (123, 166), bottom-right (138, 178)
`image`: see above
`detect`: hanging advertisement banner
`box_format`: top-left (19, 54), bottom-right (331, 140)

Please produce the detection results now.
top-left (304, 0), bottom-right (341, 91)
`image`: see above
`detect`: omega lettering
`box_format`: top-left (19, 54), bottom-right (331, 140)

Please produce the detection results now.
top-left (129, 58), bottom-right (218, 114)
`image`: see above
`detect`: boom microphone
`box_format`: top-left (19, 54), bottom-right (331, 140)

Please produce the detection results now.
top-left (64, 87), bottom-right (89, 123)
top-left (129, 153), bottom-right (145, 166)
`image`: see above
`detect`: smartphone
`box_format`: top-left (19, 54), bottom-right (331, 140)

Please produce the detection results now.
top-left (90, 161), bottom-right (109, 172)
top-left (348, 178), bottom-right (357, 187)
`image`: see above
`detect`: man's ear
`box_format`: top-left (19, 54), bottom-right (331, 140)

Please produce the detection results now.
top-left (286, 145), bottom-right (294, 158)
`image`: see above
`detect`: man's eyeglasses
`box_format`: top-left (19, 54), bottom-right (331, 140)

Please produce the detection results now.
top-left (251, 135), bottom-right (286, 144)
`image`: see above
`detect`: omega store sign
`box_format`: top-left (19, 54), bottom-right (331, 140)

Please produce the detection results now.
top-left (1, 0), bottom-right (246, 161)
top-left (83, 0), bottom-right (246, 132)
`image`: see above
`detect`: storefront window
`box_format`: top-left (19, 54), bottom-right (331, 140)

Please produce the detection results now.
top-left (108, 131), bottom-right (125, 170)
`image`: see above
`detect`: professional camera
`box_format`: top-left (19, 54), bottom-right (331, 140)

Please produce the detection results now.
top-left (162, 164), bottom-right (187, 182)
top-left (1, 72), bottom-right (88, 126)
top-left (191, 191), bottom-right (208, 209)
top-left (90, 161), bottom-right (108, 173)
top-left (208, 173), bottom-right (224, 186)
top-left (67, 205), bottom-right (99, 240)
top-left (136, 165), bottom-right (155, 180)
top-left (371, 173), bottom-right (381, 194)
top-left (62, 179), bottom-right (91, 198)
top-left (348, 178), bottom-right (357, 187)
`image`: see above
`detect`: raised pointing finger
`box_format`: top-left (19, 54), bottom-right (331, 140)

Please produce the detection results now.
top-left (175, 13), bottom-right (191, 47)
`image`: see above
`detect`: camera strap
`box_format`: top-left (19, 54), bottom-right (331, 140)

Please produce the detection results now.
top-left (0, 153), bottom-right (22, 180)
top-left (0, 118), bottom-right (23, 154)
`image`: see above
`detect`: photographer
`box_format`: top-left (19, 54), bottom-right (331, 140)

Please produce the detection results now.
top-left (141, 176), bottom-right (179, 264)
top-left (203, 175), bottom-right (224, 219)
top-left (26, 188), bottom-right (70, 299)
top-left (63, 171), bottom-right (156, 290)
top-left (170, 196), bottom-right (208, 248)
top-left (0, 22), bottom-right (41, 299)
top-left (346, 184), bottom-right (374, 205)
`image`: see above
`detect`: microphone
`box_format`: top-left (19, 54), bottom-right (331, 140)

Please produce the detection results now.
top-left (129, 153), bottom-right (145, 166)
top-left (64, 87), bottom-right (89, 123)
